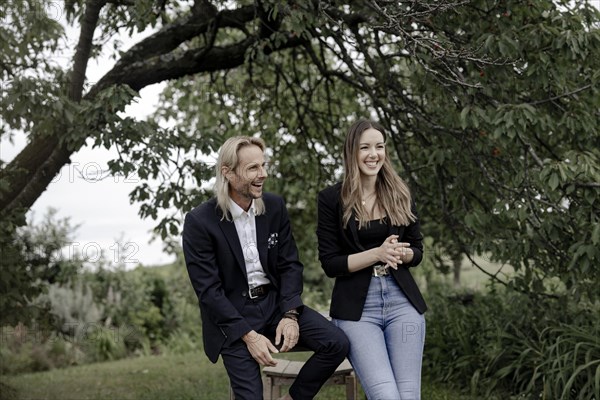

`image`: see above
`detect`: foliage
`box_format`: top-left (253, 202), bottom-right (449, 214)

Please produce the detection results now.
top-left (1, 266), bottom-right (185, 374)
top-left (39, 281), bottom-right (129, 362)
top-left (0, 325), bottom-right (87, 375)
top-left (108, 0), bottom-right (600, 302)
top-left (491, 324), bottom-right (600, 400)
top-left (0, 215), bottom-right (195, 373)
top-left (161, 329), bottom-right (202, 355)
top-left (81, 265), bottom-right (174, 352)
top-left (1, 0), bottom-right (599, 308)
top-left (153, 250), bottom-right (204, 343)
top-left (424, 283), bottom-right (600, 399)
top-left (428, 0), bottom-right (600, 303)
top-left (0, 209), bottom-right (82, 326)
top-left (42, 282), bottom-right (104, 337)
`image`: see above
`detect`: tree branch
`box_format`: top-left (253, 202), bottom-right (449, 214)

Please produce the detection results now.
top-left (527, 84), bottom-right (593, 106)
top-left (91, 34), bottom-right (306, 95)
top-left (1, 3), bottom-right (309, 217)
top-left (1, 0), bottom-right (106, 213)
top-left (111, 5), bottom-right (254, 74)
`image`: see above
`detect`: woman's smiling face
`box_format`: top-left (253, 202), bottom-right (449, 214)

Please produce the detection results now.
top-left (356, 128), bottom-right (386, 178)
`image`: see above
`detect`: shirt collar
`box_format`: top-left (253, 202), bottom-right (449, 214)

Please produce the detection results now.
top-left (229, 199), bottom-right (255, 220)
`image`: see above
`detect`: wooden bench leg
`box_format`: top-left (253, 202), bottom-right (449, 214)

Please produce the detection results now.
top-left (271, 380), bottom-right (281, 399)
top-left (345, 373), bottom-right (357, 400)
top-left (262, 376), bottom-right (272, 400)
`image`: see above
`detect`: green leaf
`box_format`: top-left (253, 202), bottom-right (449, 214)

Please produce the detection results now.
top-left (548, 173), bottom-right (560, 190)
top-left (592, 223), bottom-right (600, 245)
top-left (460, 106), bottom-right (470, 130)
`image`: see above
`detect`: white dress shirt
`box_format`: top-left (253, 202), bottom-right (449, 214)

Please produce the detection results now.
top-left (229, 199), bottom-right (271, 289)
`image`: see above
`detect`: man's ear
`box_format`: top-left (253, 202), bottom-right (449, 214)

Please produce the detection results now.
top-left (222, 166), bottom-right (233, 181)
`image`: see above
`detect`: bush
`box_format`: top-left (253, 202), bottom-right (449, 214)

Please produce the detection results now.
top-left (162, 329), bottom-right (202, 355)
top-left (78, 325), bottom-right (128, 362)
top-left (489, 323), bottom-right (600, 400)
top-left (0, 325), bottom-right (86, 375)
top-left (423, 284), bottom-right (600, 399)
top-left (42, 282), bottom-right (104, 337)
top-left (0, 208), bottom-right (82, 326)
top-left (82, 265), bottom-right (173, 353)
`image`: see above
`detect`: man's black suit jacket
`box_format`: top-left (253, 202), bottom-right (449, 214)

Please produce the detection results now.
top-left (182, 193), bottom-right (304, 363)
top-left (317, 182), bottom-right (427, 321)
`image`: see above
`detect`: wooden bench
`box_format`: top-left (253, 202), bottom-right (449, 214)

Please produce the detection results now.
top-left (228, 356), bottom-right (357, 399)
top-left (262, 358), bottom-right (357, 400)
top-left (228, 313), bottom-right (358, 399)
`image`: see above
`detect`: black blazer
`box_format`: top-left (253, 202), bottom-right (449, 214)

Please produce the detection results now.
top-left (317, 183), bottom-right (427, 320)
top-left (182, 193), bottom-right (304, 363)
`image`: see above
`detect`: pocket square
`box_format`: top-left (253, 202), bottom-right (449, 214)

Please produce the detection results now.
top-left (267, 233), bottom-right (279, 249)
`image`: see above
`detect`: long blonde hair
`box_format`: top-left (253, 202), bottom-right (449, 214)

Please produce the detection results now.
top-left (341, 119), bottom-right (415, 229)
top-left (215, 136), bottom-right (266, 220)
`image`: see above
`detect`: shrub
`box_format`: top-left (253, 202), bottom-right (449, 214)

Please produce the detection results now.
top-left (162, 329), bottom-right (202, 355)
top-left (0, 208), bottom-right (83, 326)
top-left (423, 284), bottom-right (599, 399)
top-left (0, 325), bottom-right (86, 375)
top-left (43, 282), bottom-right (104, 338)
top-left (488, 323), bottom-right (600, 399)
top-left (80, 325), bottom-right (127, 362)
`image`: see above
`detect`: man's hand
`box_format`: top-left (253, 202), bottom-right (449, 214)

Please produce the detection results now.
top-left (242, 330), bottom-right (278, 366)
top-left (275, 317), bottom-right (300, 352)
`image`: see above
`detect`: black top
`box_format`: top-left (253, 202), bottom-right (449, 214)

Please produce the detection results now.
top-left (356, 218), bottom-right (389, 250)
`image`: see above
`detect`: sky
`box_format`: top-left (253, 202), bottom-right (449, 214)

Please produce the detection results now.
top-left (1, 7), bottom-right (175, 268)
top-left (0, 84), bottom-right (175, 267)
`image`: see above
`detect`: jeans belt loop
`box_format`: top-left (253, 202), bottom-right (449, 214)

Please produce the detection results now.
top-left (372, 264), bottom-right (389, 277)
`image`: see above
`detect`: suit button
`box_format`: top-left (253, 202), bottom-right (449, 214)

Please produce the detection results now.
top-left (241, 291), bottom-right (247, 297)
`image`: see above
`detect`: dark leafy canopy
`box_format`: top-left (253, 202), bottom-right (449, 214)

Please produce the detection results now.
top-left (1, 0), bottom-right (599, 306)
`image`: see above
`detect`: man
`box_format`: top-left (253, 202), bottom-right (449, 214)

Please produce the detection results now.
top-left (182, 136), bottom-right (349, 400)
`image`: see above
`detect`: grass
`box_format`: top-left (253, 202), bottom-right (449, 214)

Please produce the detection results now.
top-left (1, 351), bottom-right (479, 400)
top-left (415, 253), bottom-right (515, 293)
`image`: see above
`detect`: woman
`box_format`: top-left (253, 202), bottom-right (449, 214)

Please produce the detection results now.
top-left (317, 119), bottom-right (427, 400)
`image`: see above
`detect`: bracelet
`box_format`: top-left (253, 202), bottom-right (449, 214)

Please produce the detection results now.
top-left (283, 310), bottom-right (300, 321)
top-left (282, 315), bottom-right (298, 322)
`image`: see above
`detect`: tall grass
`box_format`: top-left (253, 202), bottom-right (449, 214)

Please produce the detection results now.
top-left (489, 324), bottom-right (600, 399)
top-left (424, 285), bottom-right (599, 399)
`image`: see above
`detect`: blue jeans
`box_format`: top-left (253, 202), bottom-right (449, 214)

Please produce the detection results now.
top-left (333, 274), bottom-right (425, 400)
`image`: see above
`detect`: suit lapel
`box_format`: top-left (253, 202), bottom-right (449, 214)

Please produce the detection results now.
top-left (218, 219), bottom-right (247, 278)
top-left (343, 206), bottom-right (366, 252)
top-left (347, 217), bottom-right (365, 251)
top-left (255, 213), bottom-right (269, 270)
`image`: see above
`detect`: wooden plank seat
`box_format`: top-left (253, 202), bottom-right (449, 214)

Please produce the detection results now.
top-left (262, 358), bottom-right (357, 400)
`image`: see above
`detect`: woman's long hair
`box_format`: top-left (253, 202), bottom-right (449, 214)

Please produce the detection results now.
top-left (215, 136), bottom-right (266, 220)
top-left (341, 119), bottom-right (415, 229)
